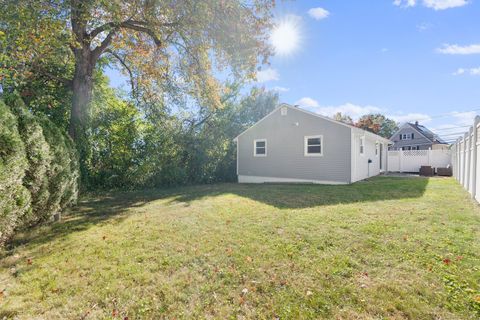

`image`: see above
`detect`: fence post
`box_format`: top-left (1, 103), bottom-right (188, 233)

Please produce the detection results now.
top-left (463, 133), bottom-right (469, 189)
top-left (456, 138), bottom-right (461, 180)
top-left (427, 149), bottom-right (431, 166)
top-left (472, 117), bottom-right (480, 198)
top-left (399, 150), bottom-right (403, 173)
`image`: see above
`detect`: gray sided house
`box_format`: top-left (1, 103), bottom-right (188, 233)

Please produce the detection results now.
top-left (234, 104), bottom-right (391, 184)
top-left (390, 122), bottom-right (449, 151)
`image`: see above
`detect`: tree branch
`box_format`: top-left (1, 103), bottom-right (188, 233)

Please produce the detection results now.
top-left (105, 49), bottom-right (136, 94)
top-left (91, 29), bottom-right (117, 61)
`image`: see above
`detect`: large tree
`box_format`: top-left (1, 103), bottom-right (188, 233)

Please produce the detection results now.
top-left (355, 113), bottom-right (398, 138)
top-left (1, 0), bottom-right (274, 140)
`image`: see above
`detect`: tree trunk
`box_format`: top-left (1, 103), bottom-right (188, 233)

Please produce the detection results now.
top-left (69, 48), bottom-right (94, 140)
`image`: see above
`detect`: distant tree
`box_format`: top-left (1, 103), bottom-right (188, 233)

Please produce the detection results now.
top-left (356, 114), bottom-right (398, 138)
top-left (333, 112), bottom-right (353, 125)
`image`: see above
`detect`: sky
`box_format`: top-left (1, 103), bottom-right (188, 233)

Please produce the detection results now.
top-left (107, 0), bottom-right (480, 143)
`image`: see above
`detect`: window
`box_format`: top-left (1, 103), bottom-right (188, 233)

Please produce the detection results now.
top-left (304, 135), bottom-right (323, 156)
top-left (400, 133), bottom-right (414, 140)
top-left (359, 137), bottom-right (365, 155)
top-left (281, 106), bottom-right (287, 116)
top-left (375, 142), bottom-right (379, 156)
top-left (254, 139), bottom-right (267, 157)
top-left (402, 146), bottom-right (412, 150)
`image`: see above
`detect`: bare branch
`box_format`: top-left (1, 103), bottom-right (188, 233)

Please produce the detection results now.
top-left (105, 49), bottom-right (136, 94)
top-left (91, 29), bottom-right (117, 61)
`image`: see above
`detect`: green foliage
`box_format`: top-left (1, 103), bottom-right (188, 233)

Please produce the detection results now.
top-left (8, 96), bottom-right (53, 225)
top-left (37, 115), bottom-right (79, 217)
top-left (0, 97), bottom-right (79, 246)
top-left (0, 100), bottom-right (31, 245)
top-left (83, 82), bottom-right (278, 190)
top-left (355, 113), bottom-right (399, 138)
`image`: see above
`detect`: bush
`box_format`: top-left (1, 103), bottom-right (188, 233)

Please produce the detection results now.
top-left (0, 100), bottom-right (31, 245)
top-left (9, 97), bottom-right (53, 225)
top-left (0, 97), bottom-right (79, 246)
top-left (37, 115), bottom-right (79, 218)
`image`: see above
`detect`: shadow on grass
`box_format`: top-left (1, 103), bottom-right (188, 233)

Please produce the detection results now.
top-left (169, 176), bottom-right (430, 209)
top-left (3, 176), bottom-right (428, 254)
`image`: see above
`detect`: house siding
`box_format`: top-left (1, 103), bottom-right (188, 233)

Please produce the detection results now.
top-left (351, 129), bottom-right (388, 182)
top-left (390, 125), bottom-right (432, 150)
top-left (237, 107), bottom-right (352, 183)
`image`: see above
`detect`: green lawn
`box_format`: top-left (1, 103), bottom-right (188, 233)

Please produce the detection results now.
top-left (1, 177), bottom-right (479, 319)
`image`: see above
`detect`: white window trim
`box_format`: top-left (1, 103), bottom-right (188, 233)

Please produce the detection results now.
top-left (253, 139), bottom-right (267, 157)
top-left (304, 135), bottom-right (324, 157)
top-left (359, 136), bottom-right (365, 156)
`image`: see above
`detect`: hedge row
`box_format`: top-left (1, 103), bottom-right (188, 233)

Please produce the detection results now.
top-left (0, 97), bottom-right (79, 246)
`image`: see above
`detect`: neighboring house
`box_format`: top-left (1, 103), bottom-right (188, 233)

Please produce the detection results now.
top-left (389, 122), bottom-right (449, 151)
top-left (234, 103), bottom-right (391, 184)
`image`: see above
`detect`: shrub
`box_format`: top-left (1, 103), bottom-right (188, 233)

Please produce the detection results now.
top-left (9, 97), bottom-right (53, 225)
top-left (37, 115), bottom-right (79, 218)
top-left (0, 100), bottom-right (31, 245)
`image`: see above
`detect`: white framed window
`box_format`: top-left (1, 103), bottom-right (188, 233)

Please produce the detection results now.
top-left (254, 139), bottom-right (267, 157)
top-left (304, 135), bottom-right (323, 156)
top-left (375, 142), bottom-right (379, 156)
top-left (359, 136), bottom-right (365, 155)
top-left (281, 106), bottom-right (287, 116)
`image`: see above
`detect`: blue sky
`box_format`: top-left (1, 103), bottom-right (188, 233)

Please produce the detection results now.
top-left (107, 0), bottom-right (480, 143)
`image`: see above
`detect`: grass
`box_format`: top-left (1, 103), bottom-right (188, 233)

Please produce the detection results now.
top-left (0, 176), bottom-right (479, 319)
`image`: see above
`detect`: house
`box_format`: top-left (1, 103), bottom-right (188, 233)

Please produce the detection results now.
top-left (389, 122), bottom-right (449, 151)
top-left (234, 103), bottom-right (391, 184)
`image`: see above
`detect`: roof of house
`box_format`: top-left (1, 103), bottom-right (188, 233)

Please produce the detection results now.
top-left (403, 122), bottom-right (448, 144)
top-left (234, 103), bottom-right (391, 144)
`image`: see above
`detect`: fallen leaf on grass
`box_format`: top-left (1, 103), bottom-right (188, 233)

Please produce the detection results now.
top-left (26, 258), bottom-right (32, 265)
top-left (246, 256), bottom-right (253, 263)
top-left (442, 258), bottom-right (451, 265)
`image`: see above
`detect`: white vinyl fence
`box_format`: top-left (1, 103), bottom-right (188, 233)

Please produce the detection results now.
top-left (451, 116), bottom-right (480, 202)
top-left (387, 149), bottom-right (451, 173)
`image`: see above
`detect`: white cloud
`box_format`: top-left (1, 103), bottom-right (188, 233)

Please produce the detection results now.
top-left (453, 67), bottom-right (480, 76)
top-left (394, 0), bottom-right (468, 10)
top-left (451, 111), bottom-right (477, 126)
top-left (297, 101), bottom-right (385, 120)
top-left (389, 113), bottom-right (432, 124)
top-left (393, 0), bottom-right (417, 8)
top-left (256, 68), bottom-right (279, 83)
top-left (417, 22), bottom-right (432, 31)
top-left (272, 86), bottom-right (290, 92)
top-left (437, 43), bottom-right (480, 55)
top-left (423, 0), bottom-right (468, 10)
top-left (308, 7), bottom-right (330, 20)
top-left (296, 97), bottom-right (319, 108)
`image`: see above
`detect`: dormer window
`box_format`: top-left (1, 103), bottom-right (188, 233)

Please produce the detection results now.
top-left (400, 133), bottom-right (414, 140)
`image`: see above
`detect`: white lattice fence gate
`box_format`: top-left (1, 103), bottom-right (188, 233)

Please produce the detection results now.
top-left (387, 149), bottom-right (451, 173)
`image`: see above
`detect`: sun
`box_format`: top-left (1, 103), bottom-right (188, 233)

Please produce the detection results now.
top-left (270, 15), bottom-right (302, 57)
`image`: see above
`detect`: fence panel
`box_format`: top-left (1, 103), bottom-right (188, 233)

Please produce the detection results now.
top-left (452, 116), bottom-right (480, 203)
top-left (387, 149), bottom-right (451, 173)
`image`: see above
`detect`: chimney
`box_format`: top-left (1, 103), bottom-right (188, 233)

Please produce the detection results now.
top-left (415, 121), bottom-right (419, 126)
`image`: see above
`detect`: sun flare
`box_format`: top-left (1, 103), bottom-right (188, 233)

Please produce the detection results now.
top-left (270, 15), bottom-right (302, 57)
